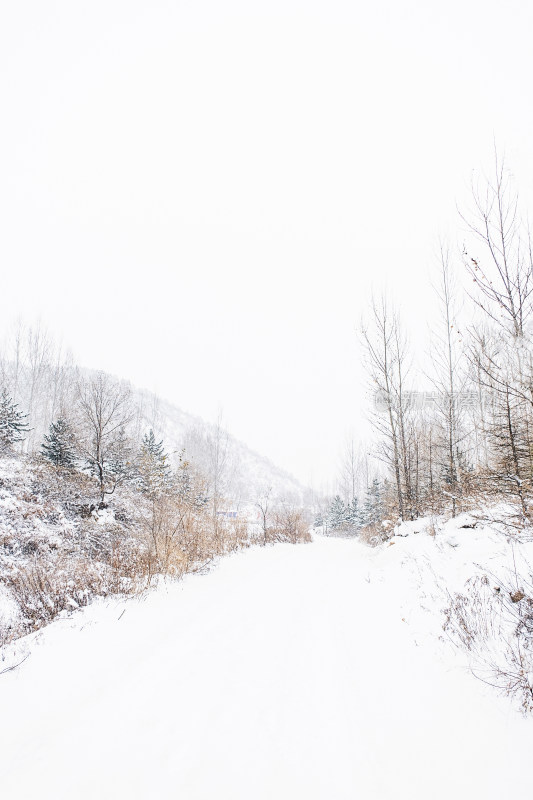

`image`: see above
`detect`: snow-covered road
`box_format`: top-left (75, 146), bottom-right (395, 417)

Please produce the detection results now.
top-left (1, 534), bottom-right (532, 799)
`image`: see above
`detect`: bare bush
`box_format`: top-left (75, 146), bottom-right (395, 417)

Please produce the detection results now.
top-left (268, 508), bottom-right (311, 545)
top-left (139, 493), bottom-right (257, 585)
top-left (444, 571), bottom-right (533, 713)
top-left (358, 522), bottom-right (392, 548)
top-left (220, 517), bottom-right (251, 553)
top-left (6, 559), bottom-right (113, 634)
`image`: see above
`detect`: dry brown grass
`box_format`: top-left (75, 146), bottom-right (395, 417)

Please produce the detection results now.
top-left (358, 522), bottom-right (392, 547)
top-left (267, 508), bottom-right (312, 545)
top-left (0, 456), bottom-right (312, 644)
top-left (6, 559), bottom-right (116, 634)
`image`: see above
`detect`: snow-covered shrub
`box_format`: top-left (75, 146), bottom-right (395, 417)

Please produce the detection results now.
top-left (220, 517), bottom-right (251, 553)
top-left (358, 521), bottom-right (393, 547)
top-left (444, 572), bottom-right (533, 713)
top-left (6, 560), bottom-right (110, 633)
top-left (269, 508), bottom-right (311, 544)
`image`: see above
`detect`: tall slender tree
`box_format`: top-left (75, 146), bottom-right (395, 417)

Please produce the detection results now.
top-left (75, 372), bottom-right (133, 503)
top-left (362, 297), bottom-right (416, 520)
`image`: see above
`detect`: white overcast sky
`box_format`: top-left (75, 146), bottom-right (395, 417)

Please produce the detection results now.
top-left (1, 0), bottom-right (533, 489)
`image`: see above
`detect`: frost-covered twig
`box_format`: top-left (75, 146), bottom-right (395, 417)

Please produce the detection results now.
top-left (0, 652), bottom-right (29, 676)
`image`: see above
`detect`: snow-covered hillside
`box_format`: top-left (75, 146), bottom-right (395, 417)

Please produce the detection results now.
top-left (1, 518), bottom-right (532, 799)
top-left (134, 387), bottom-right (312, 506)
top-left (1, 353), bottom-right (313, 507)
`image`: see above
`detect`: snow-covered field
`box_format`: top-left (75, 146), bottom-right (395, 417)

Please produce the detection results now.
top-left (1, 521), bottom-right (533, 799)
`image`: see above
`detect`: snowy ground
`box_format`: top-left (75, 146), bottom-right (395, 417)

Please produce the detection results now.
top-left (1, 522), bottom-right (533, 799)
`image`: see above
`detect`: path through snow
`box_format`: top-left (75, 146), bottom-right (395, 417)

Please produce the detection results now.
top-left (1, 534), bottom-right (532, 798)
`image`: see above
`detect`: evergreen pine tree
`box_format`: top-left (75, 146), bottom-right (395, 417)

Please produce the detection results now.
top-left (314, 511), bottom-right (324, 528)
top-left (328, 495), bottom-right (348, 529)
top-left (0, 389), bottom-right (30, 453)
top-left (107, 427), bottom-right (135, 485)
top-left (345, 496), bottom-right (363, 530)
top-left (137, 429), bottom-right (172, 497)
top-left (175, 449), bottom-right (208, 508)
top-left (41, 418), bottom-right (77, 467)
top-left (362, 478), bottom-right (384, 525)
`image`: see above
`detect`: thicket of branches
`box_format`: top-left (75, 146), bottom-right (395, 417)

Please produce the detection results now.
top-left (444, 567), bottom-right (533, 714)
top-left (361, 154), bottom-right (533, 528)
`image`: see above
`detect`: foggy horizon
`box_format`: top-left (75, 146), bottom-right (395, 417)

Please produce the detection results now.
top-left (2, 0), bottom-right (533, 487)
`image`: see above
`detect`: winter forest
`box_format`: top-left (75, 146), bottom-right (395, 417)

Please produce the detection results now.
top-left (3, 1), bottom-right (533, 797)
top-left (324, 156), bottom-right (533, 538)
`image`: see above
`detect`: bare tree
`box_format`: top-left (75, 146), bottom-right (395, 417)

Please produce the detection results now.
top-left (339, 436), bottom-right (357, 504)
top-left (461, 154), bottom-right (533, 516)
top-left (362, 296), bottom-right (415, 520)
top-left (468, 330), bottom-right (533, 515)
top-left (9, 321), bottom-right (25, 404)
top-left (0, 323), bottom-right (77, 453)
top-left (429, 245), bottom-right (469, 515)
top-left (24, 324), bottom-right (53, 451)
top-left (338, 435), bottom-right (370, 506)
top-left (462, 150), bottom-right (533, 338)
top-left (75, 372), bottom-right (134, 503)
top-left (255, 485), bottom-right (273, 545)
top-left (182, 415), bottom-right (234, 539)
top-left (208, 412), bottom-right (230, 540)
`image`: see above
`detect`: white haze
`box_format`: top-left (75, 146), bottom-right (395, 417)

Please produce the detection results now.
top-left (1, 0), bottom-right (533, 489)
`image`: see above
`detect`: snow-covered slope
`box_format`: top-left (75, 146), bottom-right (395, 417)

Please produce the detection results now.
top-left (2, 360), bottom-right (312, 506)
top-left (134, 387), bottom-right (312, 505)
top-left (1, 520), bottom-right (532, 799)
